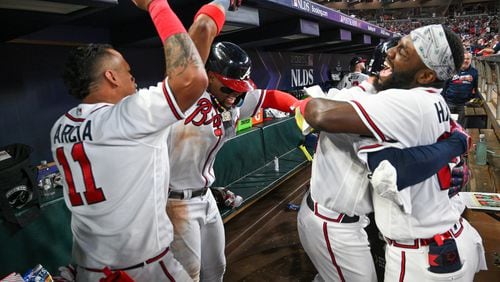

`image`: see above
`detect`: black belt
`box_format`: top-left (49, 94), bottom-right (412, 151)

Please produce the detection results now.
top-left (168, 188), bottom-right (208, 200)
top-left (306, 193), bottom-right (360, 223)
top-left (83, 247), bottom-right (169, 272)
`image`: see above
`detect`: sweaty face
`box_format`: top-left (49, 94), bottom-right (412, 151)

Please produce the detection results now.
top-left (209, 72), bottom-right (246, 108)
top-left (373, 35), bottom-right (427, 91)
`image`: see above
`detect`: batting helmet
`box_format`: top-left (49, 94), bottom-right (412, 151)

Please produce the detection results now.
top-left (367, 36), bottom-right (401, 75)
top-left (207, 41), bottom-right (255, 93)
top-left (350, 56), bottom-right (367, 68)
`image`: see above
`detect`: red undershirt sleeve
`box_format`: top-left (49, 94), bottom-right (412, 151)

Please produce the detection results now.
top-left (261, 90), bottom-right (298, 113)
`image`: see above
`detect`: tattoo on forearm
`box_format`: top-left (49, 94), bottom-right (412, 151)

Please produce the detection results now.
top-left (164, 33), bottom-right (203, 77)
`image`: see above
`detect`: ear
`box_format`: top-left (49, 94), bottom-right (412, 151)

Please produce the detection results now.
top-left (104, 70), bottom-right (119, 87)
top-left (416, 68), bottom-right (436, 85)
top-left (207, 71), bottom-right (216, 82)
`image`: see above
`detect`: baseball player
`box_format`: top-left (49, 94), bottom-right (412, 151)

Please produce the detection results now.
top-left (295, 25), bottom-right (486, 281)
top-left (49, 0), bottom-right (220, 280)
top-left (336, 56), bottom-right (369, 89)
top-left (166, 41), bottom-right (298, 281)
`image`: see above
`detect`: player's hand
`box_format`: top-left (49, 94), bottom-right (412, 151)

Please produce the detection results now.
top-left (450, 119), bottom-right (471, 154)
top-left (229, 0), bottom-right (242, 11)
top-left (212, 0), bottom-right (242, 11)
top-left (291, 98), bottom-right (314, 135)
top-left (448, 159), bottom-right (470, 198)
top-left (132, 0), bottom-right (154, 11)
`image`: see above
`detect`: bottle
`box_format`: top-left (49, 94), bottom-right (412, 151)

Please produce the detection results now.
top-left (475, 134), bottom-right (487, 165)
top-left (38, 160), bottom-right (55, 197)
top-left (274, 156), bottom-right (279, 172)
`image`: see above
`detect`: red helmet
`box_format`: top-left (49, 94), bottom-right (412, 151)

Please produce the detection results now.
top-left (207, 42), bottom-right (255, 93)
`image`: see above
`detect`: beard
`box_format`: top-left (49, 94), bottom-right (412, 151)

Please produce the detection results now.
top-left (373, 68), bottom-right (416, 92)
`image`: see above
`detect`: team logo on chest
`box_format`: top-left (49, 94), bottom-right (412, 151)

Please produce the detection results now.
top-left (184, 98), bottom-right (223, 137)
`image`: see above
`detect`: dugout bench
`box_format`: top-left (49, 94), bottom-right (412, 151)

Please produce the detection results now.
top-left (463, 127), bottom-right (500, 281)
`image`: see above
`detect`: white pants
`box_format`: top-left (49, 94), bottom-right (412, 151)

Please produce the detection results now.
top-left (76, 249), bottom-right (192, 282)
top-left (167, 190), bottom-right (226, 282)
top-left (384, 218), bottom-right (487, 282)
top-left (297, 193), bottom-right (377, 282)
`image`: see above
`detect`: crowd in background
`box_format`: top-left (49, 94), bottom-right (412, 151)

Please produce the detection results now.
top-left (343, 4), bottom-right (500, 56)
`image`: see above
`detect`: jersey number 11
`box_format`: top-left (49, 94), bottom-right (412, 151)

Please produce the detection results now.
top-left (56, 143), bottom-right (106, 206)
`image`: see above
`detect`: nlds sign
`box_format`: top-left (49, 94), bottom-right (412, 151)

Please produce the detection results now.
top-left (291, 69), bottom-right (314, 87)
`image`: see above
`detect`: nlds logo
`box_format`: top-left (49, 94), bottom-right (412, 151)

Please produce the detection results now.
top-left (293, 0), bottom-right (310, 11)
top-left (291, 69), bottom-right (314, 87)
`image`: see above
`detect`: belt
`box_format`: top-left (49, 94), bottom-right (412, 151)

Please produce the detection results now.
top-left (83, 247), bottom-right (169, 272)
top-left (168, 188), bottom-right (208, 200)
top-left (306, 193), bottom-right (360, 223)
top-left (385, 218), bottom-right (464, 249)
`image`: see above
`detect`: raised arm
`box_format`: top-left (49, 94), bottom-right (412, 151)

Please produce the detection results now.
top-left (133, 0), bottom-right (208, 112)
top-left (261, 90), bottom-right (298, 113)
top-left (189, 0), bottom-right (232, 63)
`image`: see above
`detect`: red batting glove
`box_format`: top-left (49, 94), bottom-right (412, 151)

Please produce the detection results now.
top-left (448, 160), bottom-right (470, 198)
top-left (450, 119), bottom-right (472, 154)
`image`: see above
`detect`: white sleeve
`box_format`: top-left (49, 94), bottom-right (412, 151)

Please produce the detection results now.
top-left (238, 89), bottom-right (265, 119)
top-left (95, 80), bottom-right (185, 140)
top-left (346, 89), bottom-right (446, 146)
top-left (353, 139), bottom-right (404, 170)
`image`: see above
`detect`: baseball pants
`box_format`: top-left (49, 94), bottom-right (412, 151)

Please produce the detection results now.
top-left (75, 248), bottom-right (193, 282)
top-left (297, 193), bottom-right (377, 282)
top-left (383, 218), bottom-right (487, 282)
top-left (167, 190), bottom-right (226, 282)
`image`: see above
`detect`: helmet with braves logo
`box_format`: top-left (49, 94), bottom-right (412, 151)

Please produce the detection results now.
top-left (207, 41), bottom-right (256, 93)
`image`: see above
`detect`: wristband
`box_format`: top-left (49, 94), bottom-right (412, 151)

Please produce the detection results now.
top-left (297, 97), bottom-right (311, 116)
top-left (148, 0), bottom-right (187, 44)
top-left (194, 4), bottom-right (226, 35)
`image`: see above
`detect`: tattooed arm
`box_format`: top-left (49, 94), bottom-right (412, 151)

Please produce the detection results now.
top-left (164, 33), bottom-right (208, 111)
top-left (133, 0), bottom-right (208, 112)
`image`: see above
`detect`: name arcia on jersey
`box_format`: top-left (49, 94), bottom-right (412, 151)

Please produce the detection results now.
top-left (184, 98), bottom-right (223, 137)
top-left (53, 121), bottom-right (93, 144)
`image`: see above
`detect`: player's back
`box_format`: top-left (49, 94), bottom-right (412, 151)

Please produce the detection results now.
top-left (50, 83), bottom-right (181, 268)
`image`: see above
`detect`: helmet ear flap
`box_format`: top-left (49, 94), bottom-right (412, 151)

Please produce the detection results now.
top-left (234, 92), bottom-right (247, 107)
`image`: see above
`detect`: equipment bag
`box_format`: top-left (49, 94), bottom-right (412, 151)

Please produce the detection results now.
top-left (0, 143), bottom-right (40, 227)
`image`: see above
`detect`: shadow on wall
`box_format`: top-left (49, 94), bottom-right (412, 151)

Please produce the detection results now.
top-left (0, 43), bottom-right (164, 164)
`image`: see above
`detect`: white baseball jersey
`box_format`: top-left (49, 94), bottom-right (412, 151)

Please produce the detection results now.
top-left (50, 81), bottom-right (182, 269)
top-left (166, 89), bottom-right (265, 281)
top-left (309, 82), bottom-right (377, 216)
top-left (353, 87), bottom-right (463, 240)
top-left (167, 89), bottom-right (265, 190)
top-left (336, 72), bottom-right (369, 90)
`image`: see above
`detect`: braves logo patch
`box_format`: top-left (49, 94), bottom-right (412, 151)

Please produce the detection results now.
top-left (184, 98), bottom-right (223, 137)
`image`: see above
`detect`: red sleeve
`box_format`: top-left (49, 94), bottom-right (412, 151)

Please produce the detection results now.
top-left (261, 90), bottom-right (298, 113)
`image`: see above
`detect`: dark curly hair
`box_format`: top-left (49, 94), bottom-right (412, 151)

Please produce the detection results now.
top-left (442, 25), bottom-right (464, 73)
top-left (63, 43), bottom-right (114, 100)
